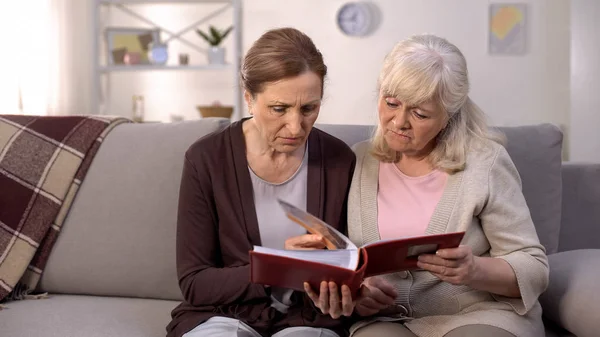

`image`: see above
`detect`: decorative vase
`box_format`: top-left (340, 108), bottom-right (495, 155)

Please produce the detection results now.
top-left (207, 47), bottom-right (226, 65)
top-left (148, 42), bottom-right (169, 65)
top-left (179, 53), bottom-right (189, 65)
top-left (124, 52), bottom-right (141, 65)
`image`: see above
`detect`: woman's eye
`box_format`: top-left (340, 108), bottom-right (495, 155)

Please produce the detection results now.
top-left (301, 105), bottom-right (317, 114)
top-left (413, 111), bottom-right (427, 119)
top-left (386, 100), bottom-right (399, 108)
top-left (272, 106), bottom-right (286, 113)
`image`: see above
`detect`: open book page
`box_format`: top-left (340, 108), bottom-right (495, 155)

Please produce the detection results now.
top-left (277, 199), bottom-right (358, 251)
top-left (253, 246), bottom-right (360, 270)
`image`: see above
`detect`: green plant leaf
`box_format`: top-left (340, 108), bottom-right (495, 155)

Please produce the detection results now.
top-left (196, 29), bottom-right (214, 45)
top-left (209, 26), bottom-right (220, 40)
top-left (197, 25), bottom-right (233, 47)
top-left (221, 26), bottom-right (233, 41)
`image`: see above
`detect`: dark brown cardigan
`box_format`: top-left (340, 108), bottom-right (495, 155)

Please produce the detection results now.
top-left (166, 118), bottom-right (356, 337)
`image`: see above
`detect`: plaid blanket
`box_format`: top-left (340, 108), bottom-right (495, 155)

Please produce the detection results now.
top-left (0, 115), bottom-right (129, 304)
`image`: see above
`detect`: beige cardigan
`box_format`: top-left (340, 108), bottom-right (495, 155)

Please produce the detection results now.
top-left (348, 140), bottom-right (549, 337)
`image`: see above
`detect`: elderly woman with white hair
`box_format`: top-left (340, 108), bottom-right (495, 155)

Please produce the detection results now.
top-left (304, 34), bottom-right (549, 337)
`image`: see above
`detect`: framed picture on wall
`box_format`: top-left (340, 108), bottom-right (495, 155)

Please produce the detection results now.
top-left (105, 27), bottom-right (161, 65)
top-left (488, 3), bottom-right (527, 55)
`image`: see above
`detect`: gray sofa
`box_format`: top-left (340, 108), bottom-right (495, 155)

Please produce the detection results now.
top-left (2, 118), bottom-right (599, 337)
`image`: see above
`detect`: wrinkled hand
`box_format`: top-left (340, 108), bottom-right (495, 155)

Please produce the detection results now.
top-left (354, 276), bottom-right (397, 317)
top-left (285, 234), bottom-right (327, 250)
top-left (303, 277), bottom-right (397, 319)
top-left (417, 245), bottom-right (479, 286)
top-left (304, 281), bottom-right (354, 319)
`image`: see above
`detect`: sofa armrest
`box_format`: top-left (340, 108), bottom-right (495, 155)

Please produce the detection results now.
top-left (559, 162), bottom-right (600, 252)
top-left (539, 249), bottom-right (600, 337)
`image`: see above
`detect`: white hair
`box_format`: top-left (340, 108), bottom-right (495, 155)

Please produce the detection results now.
top-left (371, 34), bottom-right (504, 172)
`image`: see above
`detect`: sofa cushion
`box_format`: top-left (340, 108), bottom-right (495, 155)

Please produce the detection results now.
top-left (314, 123), bottom-right (375, 149)
top-left (559, 162), bottom-right (600, 251)
top-left (37, 118), bottom-right (229, 301)
top-left (539, 249), bottom-right (600, 337)
top-left (1, 294), bottom-right (179, 337)
top-left (497, 124), bottom-right (563, 254)
top-left (316, 123), bottom-right (563, 255)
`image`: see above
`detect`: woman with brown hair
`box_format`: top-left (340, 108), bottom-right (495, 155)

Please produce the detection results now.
top-left (165, 27), bottom-right (356, 337)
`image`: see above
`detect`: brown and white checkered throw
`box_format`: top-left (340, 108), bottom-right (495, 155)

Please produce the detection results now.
top-left (0, 115), bottom-right (129, 304)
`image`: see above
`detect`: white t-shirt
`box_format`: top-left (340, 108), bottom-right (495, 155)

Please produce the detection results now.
top-left (248, 145), bottom-right (308, 312)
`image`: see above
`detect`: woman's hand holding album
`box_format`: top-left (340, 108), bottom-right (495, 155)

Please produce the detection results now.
top-left (416, 245), bottom-right (477, 286)
top-left (354, 276), bottom-right (397, 317)
top-left (304, 281), bottom-right (355, 319)
top-left (303, 276), bottom-right (398, 319)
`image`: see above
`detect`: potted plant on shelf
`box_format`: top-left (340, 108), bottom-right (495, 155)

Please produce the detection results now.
top-left (196, 25), bottom-right (233, 65)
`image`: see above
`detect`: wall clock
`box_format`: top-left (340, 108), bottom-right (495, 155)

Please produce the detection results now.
top-left (336, 2), bottom-right (378, 37)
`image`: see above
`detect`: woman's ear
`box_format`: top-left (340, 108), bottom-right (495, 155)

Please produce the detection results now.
top-left (244, 91), bottom-right (254, 115)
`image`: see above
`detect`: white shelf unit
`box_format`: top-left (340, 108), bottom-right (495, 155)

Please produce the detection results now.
top-left (100, 64), bottom-right (231, 73)
top-left (92, 0), bottom-right (243, 121)
top-left (99, 0), bottom-right (231, 3)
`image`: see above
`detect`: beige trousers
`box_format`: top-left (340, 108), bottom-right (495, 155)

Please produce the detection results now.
top-left (183, 316), bottom-right (339, 337)
top-left (353, 321), bottom-right (515, 337)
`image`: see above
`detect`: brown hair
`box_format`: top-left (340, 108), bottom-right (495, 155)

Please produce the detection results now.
top-left (241, 27), bottom-right (327, 97)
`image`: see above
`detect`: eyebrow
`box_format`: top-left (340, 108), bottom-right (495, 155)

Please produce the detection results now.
top-left (268, 99), bottom-right (321, 106)
top-left (385, 96), bottom-right (434, 114)
top-left (403, 102), bottom-right (436, 115)
top-left (415, 105), bottom-right (435, 114)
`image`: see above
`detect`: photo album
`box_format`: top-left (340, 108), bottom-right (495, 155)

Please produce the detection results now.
top-left (249, 199), bottom-right (465, 295)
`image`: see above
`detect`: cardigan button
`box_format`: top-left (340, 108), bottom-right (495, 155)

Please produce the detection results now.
top-left (400, 271), bottom-right (408, 279)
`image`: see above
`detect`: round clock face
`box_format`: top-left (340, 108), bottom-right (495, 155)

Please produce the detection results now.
top-left (337, 2), bottom-right (372, 36)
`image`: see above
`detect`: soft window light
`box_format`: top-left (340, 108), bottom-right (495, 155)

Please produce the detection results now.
top-left (0, 0), bottom-right (50, 115)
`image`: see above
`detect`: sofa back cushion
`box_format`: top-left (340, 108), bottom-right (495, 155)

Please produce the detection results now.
top-left (38, 120), bottom-right (562, 301)
top-left (38, 118), bottom-right (229, 301)
top-left (497, 124), bottom-right (563, 254)
top-left (316, 123), bottom-right (563, 254)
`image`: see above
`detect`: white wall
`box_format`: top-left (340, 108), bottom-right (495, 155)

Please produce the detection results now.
top-left (241, 0), bottom-right (570, 127)
top-left (50, 0), bottom-right (96, 116)
top-left (95, 0), bottom-right (570, 131)
top-left (569, 0), bottom-right (600, 162)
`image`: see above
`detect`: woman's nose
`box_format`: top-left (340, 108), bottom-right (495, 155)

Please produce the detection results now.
top-left (286, 112), bottom-right (303, 135)
top-left (393, 110), bottom-right (410, 129)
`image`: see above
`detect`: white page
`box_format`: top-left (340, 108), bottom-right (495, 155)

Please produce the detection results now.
top-left (253, 246), bottom-right (359, 270)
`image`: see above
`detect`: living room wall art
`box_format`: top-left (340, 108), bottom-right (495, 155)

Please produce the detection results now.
top-left (489, 3), bottom-right (527, 55)
top-left (105, 27), bottom-right (160, 65)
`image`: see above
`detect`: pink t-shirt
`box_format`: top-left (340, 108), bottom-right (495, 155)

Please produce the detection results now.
top-left (377, 162), bottom-right (448, 240)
